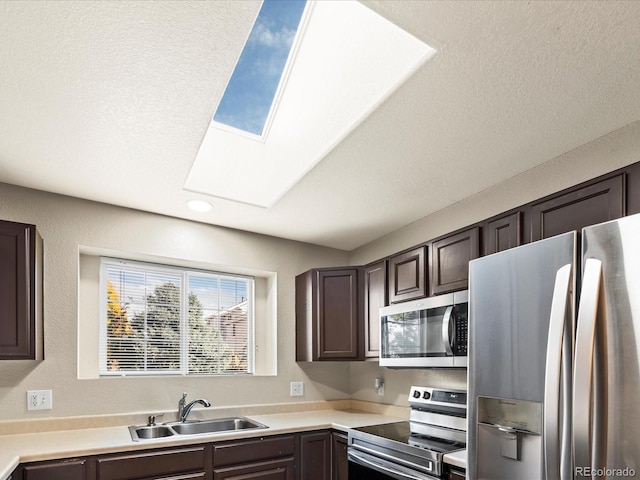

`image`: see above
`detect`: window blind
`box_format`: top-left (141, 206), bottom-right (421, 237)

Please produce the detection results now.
top-left (100, 258), bottom-right (254, 376)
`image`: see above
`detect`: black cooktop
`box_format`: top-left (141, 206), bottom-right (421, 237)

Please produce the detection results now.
top-left (351, 421), bottom-right (464, 454)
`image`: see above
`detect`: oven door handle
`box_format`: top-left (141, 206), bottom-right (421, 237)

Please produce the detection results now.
top-left (348, 449), bottom-right (436, 480)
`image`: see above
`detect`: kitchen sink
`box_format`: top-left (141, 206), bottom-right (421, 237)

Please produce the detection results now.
top-left (129, 416), bottom-right (268, 441)
top-left (129, 425), bottom-right (175, 441)
top-left (169, 417), bottom-right (267, 435)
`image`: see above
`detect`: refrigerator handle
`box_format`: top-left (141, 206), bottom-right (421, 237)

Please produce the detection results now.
top-left (573, 258), bottom-right (603, 478)
top-left (442, 306), bottom-right (454, 355)
top-left (544, 264), bottom-right (572, 480)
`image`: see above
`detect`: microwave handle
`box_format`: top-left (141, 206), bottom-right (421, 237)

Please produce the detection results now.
top-left (442, 306), bottom-right (454, 355)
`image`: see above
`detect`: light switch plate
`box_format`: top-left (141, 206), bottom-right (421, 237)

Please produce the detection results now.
top-left (290, 381), bottom-right (304, 397)
top-left (27, 390), bottom-right (52, 411)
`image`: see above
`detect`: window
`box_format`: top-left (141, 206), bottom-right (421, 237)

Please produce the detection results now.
top-left (213, 0), bottom-right (308, 136)
top-left (100, 258), bottom-right (254, 376)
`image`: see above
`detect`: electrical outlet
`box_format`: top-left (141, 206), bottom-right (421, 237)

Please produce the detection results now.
top-left (290, 381), bottom-right (304, 397)
top-left (27, 390), bottom-right (52, 411)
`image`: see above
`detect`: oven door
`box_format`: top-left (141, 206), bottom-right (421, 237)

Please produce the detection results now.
top-left (348, 448), bottom-right (440, 480)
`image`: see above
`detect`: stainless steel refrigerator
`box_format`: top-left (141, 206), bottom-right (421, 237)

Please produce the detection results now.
top-left (468, 214), bottom-right (640, 479)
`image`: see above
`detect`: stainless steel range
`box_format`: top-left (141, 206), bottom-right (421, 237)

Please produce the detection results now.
top-left (348, 386), bottom-right (466, 480)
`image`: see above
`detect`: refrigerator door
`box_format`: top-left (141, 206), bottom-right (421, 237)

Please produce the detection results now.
top-left (577, 216), bottom-right (640, 478)
top-left (468, 232), bottom-right (576, 480)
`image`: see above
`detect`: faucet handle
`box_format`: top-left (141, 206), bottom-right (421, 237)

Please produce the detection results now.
top-left (147, 413), bottom-right (165, 426)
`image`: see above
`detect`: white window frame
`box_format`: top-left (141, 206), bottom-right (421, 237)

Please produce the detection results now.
top-left (99, 257), bottom-right (255, 377)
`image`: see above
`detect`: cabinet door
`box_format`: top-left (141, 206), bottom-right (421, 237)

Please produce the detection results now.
top-left (448, 468), bottom-right (466, 480)
top-left (331, 433), bottom-right (348, 480)
top-left (317, 269), bottom-right (360, 360)
top-left (388, 246), bottom-right (426, 303)
top-left (213, 458), bottom-right (295, 480)
top-left (97, 447), bottom-right (207, 480)
top-left (484, 212), bottom-right (522, 255)
top-left (431, 227), bottom-right (479, 295)
top-left (363, 261), bottom-right (387, 358)
top-left (213, 435), bottom-right (296, 467)
top-left (531, 174), bottom-right (624, 241)
top-left (19, 459), bottom-right (86, 480)
top-left (0, 220), bottom-right (43, 360)
top-left (300, 432), bottom-right (331, 480)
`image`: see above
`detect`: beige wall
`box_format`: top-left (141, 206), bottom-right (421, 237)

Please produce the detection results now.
top-left (0, 185), bottom-right (351, 421)
top-left (347, 120), bottom-right (640, 405)
top-left (1, 121), bottom-right (639, 421)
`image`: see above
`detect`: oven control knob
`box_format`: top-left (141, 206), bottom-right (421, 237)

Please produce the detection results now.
top-left (422, 391), bottom-right (431, 400)
top-left (412, 390), bottom-right (421, 399)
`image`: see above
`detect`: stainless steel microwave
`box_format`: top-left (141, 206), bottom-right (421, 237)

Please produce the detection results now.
top-left (379, 291), bottom-right (468, 368)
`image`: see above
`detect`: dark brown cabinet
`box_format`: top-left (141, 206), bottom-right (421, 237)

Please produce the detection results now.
top-left (447, 467), bottom-right (466, 480)
top-left (214, 459), bottom-right (294, 480)
top-left (531, 174), bottom-right (625, 241)
top-left (331, 433), bottom-right (348, 480)
top-left (296, 268), bottom-right (362, 361)
top-left (213, 435), bottom-right (296, 480)
top-left (299, 432), bottom-right (331, 480)
top-left (430, 227), bottom-right (479, 295)
top-left (0, 220), bottom-right (43, 360)
top-left (363, 261), bottom-right (387, 358)
top-left (15, 432), bottom-right (355, 480)
top-left (388, 246), bottom-right (427, 303)
top-left (97, 446), bottom-right (209, 480)
top-left (483, 211), bottom-right (522, 255)
top-left (15, 459), bottom-right (87, 480)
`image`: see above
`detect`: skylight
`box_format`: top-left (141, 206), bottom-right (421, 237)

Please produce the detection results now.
top-left (186, 1), bottom-right (436, 208)
top-left (213, 0), bottom-right (307, 137)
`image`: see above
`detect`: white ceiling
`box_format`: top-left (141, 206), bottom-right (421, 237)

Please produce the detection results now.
top-left (1, 1), bottom-right (640, 251)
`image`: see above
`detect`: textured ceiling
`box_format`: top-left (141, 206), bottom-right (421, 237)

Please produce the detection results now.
top-left (1, 1), bottom-right (640, 250)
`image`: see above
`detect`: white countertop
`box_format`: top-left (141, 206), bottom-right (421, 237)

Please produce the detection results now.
top-left (443, 448), bottom-right (467, 470)
top-left (0, 407), bottom-right (467, 479)
top-left (0, 409), bottom-right (401, 480)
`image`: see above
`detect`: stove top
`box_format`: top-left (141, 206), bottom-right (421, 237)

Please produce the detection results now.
top-left (352, 421), bottom-right (464, 455)
top-left (348, 387), bottom-right (467, 479)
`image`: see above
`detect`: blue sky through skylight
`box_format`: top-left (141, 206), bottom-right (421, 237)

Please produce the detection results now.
top-left (213, 0), bottom-right (307, 136)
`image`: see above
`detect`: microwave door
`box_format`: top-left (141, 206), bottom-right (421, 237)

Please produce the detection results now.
top-left (425, 306), bottom-right (449, 356)
top-left (380, 304), bottom-right (456, 367)
top-left (382, 311), bottom-right (424, 359)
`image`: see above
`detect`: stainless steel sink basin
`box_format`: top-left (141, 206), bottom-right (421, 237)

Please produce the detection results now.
top-left (169, 417), bottom-right (268, 435)
top-left (129, 416), bottom-right (268, 441)
top-left (129, 425), bottom-right (175, 441)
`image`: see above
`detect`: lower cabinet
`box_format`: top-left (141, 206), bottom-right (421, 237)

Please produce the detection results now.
top-left (447, 466), bottom-right (466, 480)
top-left (213, 434), bottom-right (296, 480)
top-left (214, 458), bottom-right (295, 480)
top-left (331, 433), bottom-right (348, 480)
top-left (15, 458), bottom-right (88, 480)
top-left (97, 446), bottom-right (209, 480)
top-left (13, 430), bottom-right (345, 480)
top-left (299, 432), bottom-right (331, 480)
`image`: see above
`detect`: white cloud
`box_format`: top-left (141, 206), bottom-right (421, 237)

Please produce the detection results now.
top-left (251, 21), bottom-right (296, 50)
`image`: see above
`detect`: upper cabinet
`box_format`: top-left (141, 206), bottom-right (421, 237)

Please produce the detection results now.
top-left (296, 267), bottom-right (362, 361)
top-left (531, 174), bottom-right (625, 241)
top-left (430, 227), bottom-right (480, 295)
top-left (388, 246), bottom-right (427, 303)
top-left (294, 164), bottom-right (638, 363)
top-left (0, 220), bottom-right (43, 360)
top-left (483, 211), bottom-right (522, 256)
top-left (363, 260), bottom-right (387, 358)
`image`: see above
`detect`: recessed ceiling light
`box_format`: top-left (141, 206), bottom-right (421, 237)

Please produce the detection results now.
top-left (186, 199), bottom-right (213, 212)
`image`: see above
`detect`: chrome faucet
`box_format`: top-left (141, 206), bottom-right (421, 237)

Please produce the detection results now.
top-left (177, 392), bottom-right (211, 422)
